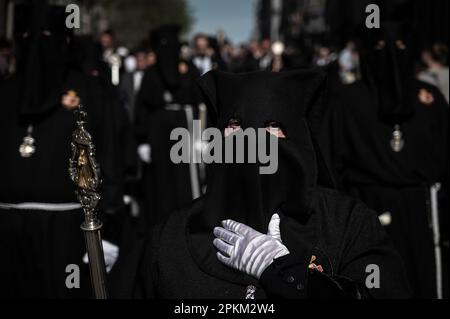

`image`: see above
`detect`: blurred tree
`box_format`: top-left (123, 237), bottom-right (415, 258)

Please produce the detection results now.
top-left (97, 0), bottom-right (192, 48)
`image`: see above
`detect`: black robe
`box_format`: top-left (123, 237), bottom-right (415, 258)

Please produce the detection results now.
top-left (0, 70), bottom-right (123, 298)
top-left (324, 79), bottom-right (449, 298)
top-left (134, 65), bottom-right (202, 227)
top-left (136, 188), bottom-right (410, 299)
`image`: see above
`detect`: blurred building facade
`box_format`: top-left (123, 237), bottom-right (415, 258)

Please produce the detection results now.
top-left (256, 0), bottom-right (327, 46)
top-left (255, 0), bottom-right (449, 49)
top-left (0, 0), bottom-right (106, 39)
top-left (0, 0), bottom-right (192, 48)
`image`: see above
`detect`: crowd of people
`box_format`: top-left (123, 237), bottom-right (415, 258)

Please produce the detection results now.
top-left (0, 2), bottom-right (448, 300)
top-left (2, 24), bottom-right (449, 101)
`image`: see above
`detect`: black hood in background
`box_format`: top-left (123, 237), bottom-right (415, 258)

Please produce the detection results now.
top-left (150, 25), bottom-right (182, 91)
top-left (362, 21), bottom-right (416, 125)
top-left (13, 1), bottom-right (72, 117)
top-left (70, 35), bottom-right (104, 75)
top-left (328, 0), bottom-right (419, 126)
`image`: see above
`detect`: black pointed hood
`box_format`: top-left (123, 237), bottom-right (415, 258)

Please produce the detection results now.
top-left (187, 69), bottom-right (329, 286)
top-left (356, 0), bottom-right (417, 125)
top-left (13, 1), bottom-right (72, 117)
top-left (361, 21), bottom-right (416, 125)
top-left (150, 25), bottom-right (182, 91)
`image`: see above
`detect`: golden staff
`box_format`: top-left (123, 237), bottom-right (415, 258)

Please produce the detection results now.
top-left (69, 105), bottom-right (108, 299)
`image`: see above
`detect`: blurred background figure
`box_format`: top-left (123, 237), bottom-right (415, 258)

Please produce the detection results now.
top-left (324, 15), bottom-right (449, 299)
top-left (338, 41), bottom-right (360, 85)
top-left (99, 30), bottom-right (116, 61)
top-left (314, 45), bottom-right (337, 67)
top-left (258, 39), bottom-right (273, 70)
top-left (0, 37), bottom-right (13, 81)
top-left (192, 34), bottom-right (213, 75)
top-left (191, 34), bottom-right (226, 74)
top-left (120, 49), bottom-right (150, 122)
top-left (418, 44), bottom-right (449, 103)
top-left (134, 25), bottom-right (202, 228)
top-left (97, 30), bottom-right (129, 86)
top-left (146, 50), bottom-right (157, 67)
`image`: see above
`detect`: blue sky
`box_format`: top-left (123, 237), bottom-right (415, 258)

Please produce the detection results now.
top-left (187, 0), bottom-right (256, 44)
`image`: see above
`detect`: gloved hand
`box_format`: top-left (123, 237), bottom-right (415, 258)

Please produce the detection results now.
top-left (83, 240), bottom-right (119, 273)
top-left (137, 144), bottom-right (152, 164)
top-left (213, 214), bottom-right (290, 279)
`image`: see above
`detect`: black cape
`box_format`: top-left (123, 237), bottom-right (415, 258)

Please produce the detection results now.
top-left (134, 188), bottom-right (410, 299)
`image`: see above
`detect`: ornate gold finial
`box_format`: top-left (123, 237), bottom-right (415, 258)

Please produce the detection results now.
top-left (68, 105), bottom-right (102, 228)
top-left (68, 104), bottom-right (108, 299)
top-left (77, 148), bottom-right (95, 190)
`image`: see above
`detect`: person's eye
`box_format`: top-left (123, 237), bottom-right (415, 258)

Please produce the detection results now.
top-left (225, 118), bottom-right (242, 137)
top-left (375, 40), bottom-right (386, 50)
top-left (265, 121), bottom-right (287, 139)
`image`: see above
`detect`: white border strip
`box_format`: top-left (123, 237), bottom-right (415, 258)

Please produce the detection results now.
top-left (0, 202), bottom-right (81, 212)
top-left (184, 105), bottom-right (201, 200)
top-left (430, 183), bottom-right (443, 299)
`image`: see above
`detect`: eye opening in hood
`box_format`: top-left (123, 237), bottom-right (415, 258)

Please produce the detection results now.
top-left (264, 120), bottom-right (287, 139)
top-left (224, 118), bottom-right (242, 137)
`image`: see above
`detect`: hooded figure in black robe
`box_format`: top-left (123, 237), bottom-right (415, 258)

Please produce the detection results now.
top-left (324, 21), bottom-right (449, 299)
top-left (132, 69), bottom-right (410, 299)
top-left (134, 25), bottom-right (202, 227)
top-left (0, 2), bottom-right (124, 298)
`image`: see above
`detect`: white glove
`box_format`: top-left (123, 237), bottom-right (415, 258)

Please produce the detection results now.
top-left (137, 144), bottom-right (152, 164)
top-left (83, 240), bottom-right (119, 273)
top-left (213, 214), bottom-right (290, 279)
